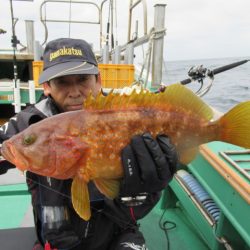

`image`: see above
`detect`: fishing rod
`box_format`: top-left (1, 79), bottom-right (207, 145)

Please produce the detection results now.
top-left (9, 0), bottom-right (20, 89)
top-left (157, 59), bottom-right (249, 96)
top-left (180, 59), bottom-right (249, 85)
top-left (0, 28), bottom-right (7, 34)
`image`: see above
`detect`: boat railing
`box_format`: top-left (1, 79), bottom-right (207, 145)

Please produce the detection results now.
top-left (38, 0), bottom-right (166, 88)
top-left (39, 0), bottom-right (102, 47)
top-left (0, 1), bottom-right (167, 113)
top-left (127, 0), bottom-right (147, 42)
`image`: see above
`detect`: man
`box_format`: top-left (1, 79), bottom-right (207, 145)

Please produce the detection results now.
top-left (0, 38), bottom-right (178, 249)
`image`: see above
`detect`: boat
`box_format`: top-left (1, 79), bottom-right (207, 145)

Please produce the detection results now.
top-left (0, 1), bottom-right (249, 249)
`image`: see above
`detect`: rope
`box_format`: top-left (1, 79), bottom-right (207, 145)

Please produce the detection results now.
top-left (138, 27), bottom-right (166, 88)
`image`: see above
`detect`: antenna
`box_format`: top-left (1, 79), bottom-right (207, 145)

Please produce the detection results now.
top-left (9, 0), bottom-right (20, 89)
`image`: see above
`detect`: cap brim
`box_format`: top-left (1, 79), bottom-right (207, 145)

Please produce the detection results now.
top-left (38, 61), bottom-right (99, 84)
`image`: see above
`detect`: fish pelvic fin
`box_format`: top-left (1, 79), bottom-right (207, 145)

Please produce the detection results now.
top-left (71, 176), bottom-right (91, 221)
top-left (218, 101), bottom-right (250, 148)
top-left (93, 178), bottom-right (120, 199)
top-left (84, 83), bottom-right (214, 121)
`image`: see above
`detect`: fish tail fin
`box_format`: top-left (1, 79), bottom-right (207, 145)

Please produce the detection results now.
top-left (93, 179), bottom-right (120, 199)
top-left (218, 101), bottom-right (250, 148)
top-left (71, 176), bottom-right (91, 221)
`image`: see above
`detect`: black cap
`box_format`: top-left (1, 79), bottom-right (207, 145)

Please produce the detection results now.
top-left (39, 38), bottom-right (99, 84)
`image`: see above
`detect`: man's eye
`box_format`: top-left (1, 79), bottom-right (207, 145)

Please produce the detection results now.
top-left (56, 81), bottom-right (68, 86)
top-left (79, 76), bottom-right (90, 82)
top-left (23, 134), bottom-right (37, 145)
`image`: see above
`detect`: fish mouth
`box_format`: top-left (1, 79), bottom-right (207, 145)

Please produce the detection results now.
top-left (1, 141), bottom-right (29, 171)
top-left (1, 141), bottom-right (15, 162)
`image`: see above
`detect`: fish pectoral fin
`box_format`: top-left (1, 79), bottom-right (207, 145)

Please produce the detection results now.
top-left (94, 178), bottom-right (120, 199)
top-left (71, 176), bottom-right (91, 221)
top-left (180, 147), bottom-right (199, 165)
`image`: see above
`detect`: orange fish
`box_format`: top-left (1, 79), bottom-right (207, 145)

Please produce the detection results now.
top-left (1, 83), bottom-right (250, 220)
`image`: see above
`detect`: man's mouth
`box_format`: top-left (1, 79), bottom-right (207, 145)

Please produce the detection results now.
top-left (67, 104), bottom-right (83, 111)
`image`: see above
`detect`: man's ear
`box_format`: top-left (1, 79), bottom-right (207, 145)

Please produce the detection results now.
top-left (95, 73), bottom-right (102, 91)
top-left (97, 73), bottom-right (102, 84)
top-left (42, 82), bottom-right (51, 96)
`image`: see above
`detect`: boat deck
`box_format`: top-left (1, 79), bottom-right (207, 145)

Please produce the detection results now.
top-left (140, 201), bottom-right (210, 250)
top-left (0, 141), bottom-right (250, 249)
top-left (0, 181), bottom-right (210, 250)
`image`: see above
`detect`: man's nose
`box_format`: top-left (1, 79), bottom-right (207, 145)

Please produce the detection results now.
top-left (68, 83), bottom-right (81, 98)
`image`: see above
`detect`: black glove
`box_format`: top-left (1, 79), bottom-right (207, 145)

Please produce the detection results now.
top-left (0, 159), bottom-right (15, 175)
top-left (0, 146), bottom-right (16, 175)
top-left (120, 133), bottom-right (178, 198)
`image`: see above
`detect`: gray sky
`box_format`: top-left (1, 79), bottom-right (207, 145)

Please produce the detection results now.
top-left (0, 0), bottom-right (250, 61)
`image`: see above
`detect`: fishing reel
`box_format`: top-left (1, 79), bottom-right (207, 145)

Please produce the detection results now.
top-left (120, 193), bottom-right (148, 206)
top-left (0, 28), bottom-right (7, 34)
top-left (188, 65), bottom-right (214, 83)
top-left (187, 65), bottom-right (214, 97)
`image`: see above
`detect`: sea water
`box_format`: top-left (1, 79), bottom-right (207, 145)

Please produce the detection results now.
top-left (162, 57), bottom-right (250, 113)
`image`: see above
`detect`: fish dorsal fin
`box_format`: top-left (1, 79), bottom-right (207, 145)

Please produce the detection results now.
top-left (71, 176), bottom-right (91, 221)
top-left (84, 83), bottom-right (213, 121)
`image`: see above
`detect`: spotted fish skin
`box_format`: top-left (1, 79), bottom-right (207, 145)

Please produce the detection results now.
top-left (77, 107), bottom-right (219, 182)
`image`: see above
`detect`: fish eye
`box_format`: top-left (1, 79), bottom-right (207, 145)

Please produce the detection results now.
top-left (23, 134), bottom-right (37, 145)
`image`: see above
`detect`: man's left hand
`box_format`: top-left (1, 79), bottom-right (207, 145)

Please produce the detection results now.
top-left (120, 133), bottom-right (178, 198)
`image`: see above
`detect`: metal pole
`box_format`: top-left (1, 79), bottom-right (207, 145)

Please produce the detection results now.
top-left (127, 0), bottom-right (133, 42)
top-left (127, 0), bottom-right (147, 42)
top-left (151, 4), bottom-right (166, 89)
top-left (13, 79), bottom-right (21, 113)
top-left (25, 20), bottom-right (34, 53)
top-left (125, 43), bottom-right (134, 64)
top-left (28, 81), bottom-right (36, 104)
top-left (34, 40), bottom-right (43, 61)
top-left (114, 45), bottom-right (121, 64)
top-left (102, 44), bottom-right (109, 63)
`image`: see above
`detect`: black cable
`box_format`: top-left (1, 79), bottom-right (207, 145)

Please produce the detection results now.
top-left (110, 0), bottom-right (114, 49)
top-left (196, 79), bottom-right (204, 94)
top-left (158, 207), bottom-right (177, 250)
top-left (105, 0), bottom-right (111, 46)
top-left (22, 175), bottom-right (139, 230)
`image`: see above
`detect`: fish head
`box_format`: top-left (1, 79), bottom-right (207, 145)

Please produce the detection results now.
top-left (1, 124), bottom-right (52, 173)
top-left (1, 118), bottom-right (89, 179)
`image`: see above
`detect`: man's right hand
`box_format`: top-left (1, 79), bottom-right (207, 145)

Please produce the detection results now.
top-left (0, 162), bottom-right (8, 174)
top-left (0, 144), bottom-right (6, 174)
top-left (0, 144), bottom-right (15, 174)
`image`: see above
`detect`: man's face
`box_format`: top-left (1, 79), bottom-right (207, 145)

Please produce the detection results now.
top-left (43, 74), bottom-right (101, 112)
